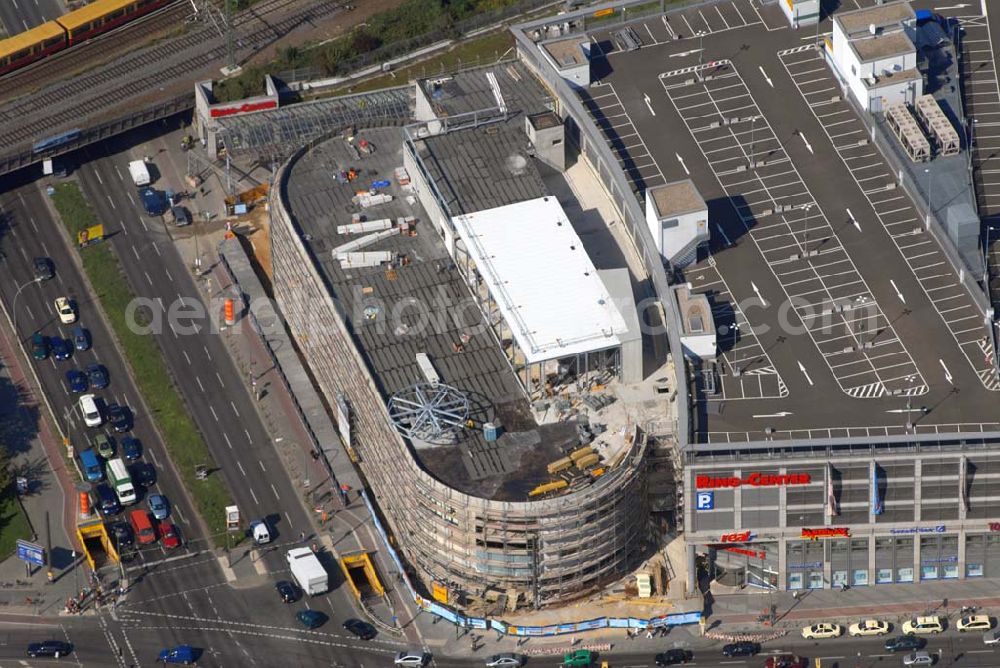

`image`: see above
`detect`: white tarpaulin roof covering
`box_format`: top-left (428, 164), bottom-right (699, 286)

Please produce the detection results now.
top-left (452, 197), bottom-right (627, 364)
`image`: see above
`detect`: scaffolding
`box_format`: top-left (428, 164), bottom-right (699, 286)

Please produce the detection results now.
top-left (886, 102), bottom-right (931, 163)
top-left (914, 94), bottom-right (961, 157)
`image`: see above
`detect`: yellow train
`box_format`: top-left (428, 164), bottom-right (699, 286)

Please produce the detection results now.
top-left (0, 0), bottom-right (176, 76)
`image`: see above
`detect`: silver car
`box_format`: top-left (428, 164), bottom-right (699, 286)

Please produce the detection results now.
top-left (486, 654), bottom-right (525, 667)
top-left (903, 651), bottom-right (933, 666)
top-left (394, 651), bottom-right (429, 667)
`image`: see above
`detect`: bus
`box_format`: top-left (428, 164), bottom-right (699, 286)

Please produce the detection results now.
top-left (79, 448), bottom-right (103, 482)
top-left (107, 458), bottom-right (136, 505)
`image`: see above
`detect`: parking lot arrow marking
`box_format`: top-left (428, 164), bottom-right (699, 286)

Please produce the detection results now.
top-left (759, 65), bottom-right (774, 88)
top-left (889, 279), bottom-right (906, 303)
top-left (752, 411), bottom-right (793, 418)
top-left (644, 93), bottom-right (656, 116)
top-left (939, 358), bottom-right (953, 384)
top-left (933, 3), bottom-right (968, 9)
top-left (846, 208), bottom-right (861, 232)
top-left (797, 361), bottom-right (814, 386)
top-left (670, 48), bottom-right (704, 58)
top-left (799, 131), bottom-right (814, 154)
top-left (676, 153), bottom-right (690, 175)
top-left (751, 281), bottom-right (768, 307)
top-left (886, 408), bottom-right (923, 414)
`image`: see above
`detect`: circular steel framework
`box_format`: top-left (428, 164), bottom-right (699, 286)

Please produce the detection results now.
top-left (387, 382), bottom-right (470, 444)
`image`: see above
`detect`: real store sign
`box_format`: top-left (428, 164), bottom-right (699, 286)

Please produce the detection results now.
top-left (695, 473), bottom-right (812, 489)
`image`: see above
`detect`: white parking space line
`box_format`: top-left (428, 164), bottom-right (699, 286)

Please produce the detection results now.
top-left (660, 58), bottom-right (925, 398)
top-left (779, 45), bottom-right (1000, 391)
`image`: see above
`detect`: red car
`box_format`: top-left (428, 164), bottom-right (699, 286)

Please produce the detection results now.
top-left (159, 521), bottom-right (181, 550)
top-left (766, 656), bottom-right (807, 668)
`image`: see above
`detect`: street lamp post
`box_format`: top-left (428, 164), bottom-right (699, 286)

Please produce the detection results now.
top-left (11, 277), bottom-right (42, 343)
top-left (905, 374), bottom-right (916, 432)
top-left (924, 167), bottom-right (934, 228)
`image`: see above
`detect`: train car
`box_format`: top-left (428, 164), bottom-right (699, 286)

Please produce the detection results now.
top-left (0, 21), bottom-right (67, 76)
top-left (57, 0), bottom-right (174, 45)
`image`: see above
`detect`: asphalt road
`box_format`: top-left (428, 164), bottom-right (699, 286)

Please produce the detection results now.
top-left (0, 0), bottom-right (65, 36)
top-left (0, 169), bottom-right (206, 554)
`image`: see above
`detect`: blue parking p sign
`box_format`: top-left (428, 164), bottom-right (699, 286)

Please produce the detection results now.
top-left (696, 492), bottom-right (714, 511)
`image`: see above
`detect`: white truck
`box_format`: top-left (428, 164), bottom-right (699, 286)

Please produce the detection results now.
top-left (128, 159), bottom-right (150, 187)
top-left (287, 547), bottom-right (328, 595)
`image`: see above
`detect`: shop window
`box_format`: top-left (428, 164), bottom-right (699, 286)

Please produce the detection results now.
top-left (967, 563), bottom-right (984, 577)
top-left (852, 569), bottom-right (868, 586)
top-left (876, 568), bottom-right (893, 584)
top-left (897, 567), bottom-right (914, 583)
top-left (921, 565), bottom-right (939, 580)
top-left (832, 570), bottom-right (848, 588)
top-left (808, 572), bottom-right (824, 589)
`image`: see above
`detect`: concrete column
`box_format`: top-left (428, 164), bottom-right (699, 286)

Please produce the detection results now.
top-left (823, 540), bottom-right (832, 589)
top-left (734, 468), bottom-right (742, 530)
top-left (778, 537), bottom-right (787, 590)
top-left (958, 530), bottom-right (966, 580)
top-left (913, 536), bottom-right (922, 583)
top-left (868, 534), bottom-right (876, 586)
top-left (914, 460), bottom-right (922, 523)
top-left (686, 542), bottom-right (697, 595)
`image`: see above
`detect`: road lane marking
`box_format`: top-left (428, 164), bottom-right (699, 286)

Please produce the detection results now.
top-left (271, 484), bottom-right (280, 500)
top-left (223, 432), bottom-right (232, 449)
top-left (203, 346), bottom-right (211, 360)
top-left (195, 376), bottom-right (205, 392)
top-left (230, 401), bottom-right (239, 417)
top-left (182, 350), bottom-right (191, 365)
top-left (237, 461), bottom-right (246, 477)
top-left (259, 461), bottom-right (266, 472)
top-left (798, 360), bottom-right (814, 386)
top-left (216, 372), bottom-right (225, 388)
top-left (249, 488), bottom-right (259, 505)
top-left (210, 406), bottom-right (219, 421)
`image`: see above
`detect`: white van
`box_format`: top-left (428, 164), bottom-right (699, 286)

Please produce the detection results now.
top-left (128, 160), bottom-right (150, 187)
top-left (79, 394), bottom-right (102, 427)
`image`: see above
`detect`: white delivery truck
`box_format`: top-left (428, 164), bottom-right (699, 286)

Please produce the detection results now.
top-left (107, 458), bottom-right (136, 505)
top-left (286, 547), bottom-right (328, 595)
top-left (128, 159), bottom-right (151, 187)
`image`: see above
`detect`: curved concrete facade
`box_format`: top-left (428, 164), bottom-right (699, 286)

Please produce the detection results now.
top-left (269, 137), bottom-right (650, 608)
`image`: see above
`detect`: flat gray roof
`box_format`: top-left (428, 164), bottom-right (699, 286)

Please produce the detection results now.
top-left (851, 31), bottom-right (914, 63)
top-left (835, 1), bottom-right (915, 36)
top-left (418, 61), bottom-right (552, 119)
top-left (284, 127), bottom-right (581, 500)
top-left (414, 116), bottom-right (548, 215)
top-left (649, 179), bottom-right (707, 219)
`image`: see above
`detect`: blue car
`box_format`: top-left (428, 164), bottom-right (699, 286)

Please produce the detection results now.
top-left (72, 325), bottom-right (90, 351)
top-left (158, 645), bottom-right (197, 664)
top-left (296, 609), bottom-right (327, 629)
top-left (147, 494), bottom-right (168, 520)
top-left (121, 437), bottom-right (141, 462)
top-left (66, 369), bottom-right (87, 393)
top-left (51, 337), bottom-right (71, 361)
top-left (87, 364), bottom-right (109, 389)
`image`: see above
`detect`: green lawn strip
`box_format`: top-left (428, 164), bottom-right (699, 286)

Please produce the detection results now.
top-left (50, 184), bottom-right (231, 544)
top-left (328, 30), bottom-right (515, 96)
top-left (0, 490), bottom-right (33, 560)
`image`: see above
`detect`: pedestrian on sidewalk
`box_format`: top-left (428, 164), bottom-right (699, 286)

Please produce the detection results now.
top-left (645, 629), bottom-right (653, 639)
top-left (299, 531), bottom-right (306, 543)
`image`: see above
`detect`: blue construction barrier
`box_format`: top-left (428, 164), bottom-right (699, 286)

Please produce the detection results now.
top-left (360, 491), bottom-right (702, 636)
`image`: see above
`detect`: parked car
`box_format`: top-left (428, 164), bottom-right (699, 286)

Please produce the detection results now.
top-left (51, 337), bottom-right (71, 361)
top-left (96, 484), bottom-right (120, 516)
top-left (885, 635), bottom-right (926, 652)
top-left (110, 521), bottom-right (134, 549)
top-left (849, 619), bottom-right (889, 636)
top-left (107, 403), bottom-right (131, 432)
top-left (275, 580), bottom-right (298, 604)
top-left (903, 616), bottom-right (944, 635)
top-left (131, 462), bottom-right (156, 487)
top-left (72, 325), bottom-right (90, 351)
top-left (902, 650), bottom-right (934, 666)
top-left (342, 618), bottom-right (377, 640)
top-left (33, 257), bottom-right (54, 281)
top-left (27, 640), bottom-right (72, 658)
top-left (655, 649), bottom-right (693, 665)
top-left (802, 622), bottom-right (843, 639)
top-left (147, 494), bottom-right (169, 520)
top-left (721, 641), bottom-right (760, 657)
top-left (157, 645), bottom-right (197, 664)
top-left (54, 297), bottom-right (76, 324)
top-left (159, 521), bottom-right (180, 550)
top-left (66, 369), bottom-right (87, 393)
top-left (31, 333), bottom-right (48, 360)
top-left (765, 656), bottom-right (807, 668)
top-left (485, 653), bottom-right (524, 667)
top-left (86, 363), bottom-right (109, 389)
top-left (393, 651), bottom-right (430, 667)
top-left (95, 433), bottom-right (114, 459)
top-left (957, 615), bottom-right (993, 632)
top-left (296, 609), bottom-right (327, 630)
top-left (121, 436), bottom-right (141, 462)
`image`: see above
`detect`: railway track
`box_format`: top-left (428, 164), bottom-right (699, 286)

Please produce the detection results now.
top-left (0, 0), bottom-right (351, 151)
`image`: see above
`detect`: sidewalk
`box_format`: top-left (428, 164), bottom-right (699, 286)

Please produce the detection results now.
top-left (0, 287), bottom-right (84, 618)
top-left (708, 578), bottom-right (1000, 627)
